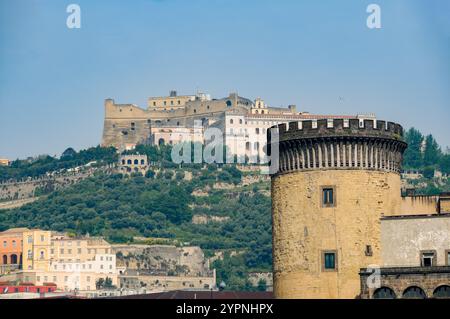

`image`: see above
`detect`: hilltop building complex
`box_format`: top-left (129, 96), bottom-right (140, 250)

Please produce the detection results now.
top-left (101, 90), bottom-right (375, 162)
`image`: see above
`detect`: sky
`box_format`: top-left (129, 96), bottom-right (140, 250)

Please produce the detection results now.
top-left (0, 0), bottom-right (449, 159)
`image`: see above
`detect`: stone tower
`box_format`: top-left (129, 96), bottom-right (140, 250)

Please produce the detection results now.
top-left (268, 118), bottom-right (407, 298)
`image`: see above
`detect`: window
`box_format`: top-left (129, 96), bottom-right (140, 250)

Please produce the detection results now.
top-left (322, 250), bottom-right (337, 271)
top-left (41, 235), bottom-right (45, 242)
top-left (230, 119), bottom-right (234, 124)
top-left (365, 245), bottom-right (373, 256)
top-left (256, 128), bottom-right (260, 134)
top-left (321, 187), bottom-right (335, 207)
top-left (40, 251), bottom-right (44, 259)
top-left (68, 249), bottom-right (72, 254)
top-left (2, 241), bottom-right (6, 248)
top-left (28, 236), bottom-right (32, 243)
top-left (27, 250), bottom-right (32, 259)
top-left (420, 251), bottom-right (436, 267)
top-left (60, 248), bottom-right (64, 254)
top-left (446, 250), bottom-right (450, 266)
top-left (78, 248), bottom-right (82, 254)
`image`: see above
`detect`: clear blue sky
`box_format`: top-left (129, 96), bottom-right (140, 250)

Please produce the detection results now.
top-left (0, 0), bottom-right (449, 159)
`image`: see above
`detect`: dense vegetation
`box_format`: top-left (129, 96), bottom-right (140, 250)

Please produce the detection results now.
top-left (0, 161), bottom-right (271, 290)
top-left (0, 146), bottom-right (118, 181)
top-left (402, 128), bottom-right (450, 194)
top-left (403, 128), bottom-right (449, 173)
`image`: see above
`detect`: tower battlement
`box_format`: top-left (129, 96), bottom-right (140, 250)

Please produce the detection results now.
top-left (268, 119), bottom-right (407, 175)
top-left (272, 119), bottom-right (404, 143)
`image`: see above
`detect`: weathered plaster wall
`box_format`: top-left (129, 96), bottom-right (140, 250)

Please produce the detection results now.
top-left (381, 215), bottom-right (450, 267)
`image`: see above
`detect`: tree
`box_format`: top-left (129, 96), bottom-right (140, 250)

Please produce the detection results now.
top-left (403, 128), bottom-right (423, 169)
top-left (95, 278), bottom-right (105, 289)
top-left (423, 134), bottom-right (441, 167)
top-left (439, 154), bottom-right (450, 175)
top-left (257, 279), bottom-right (267, 292)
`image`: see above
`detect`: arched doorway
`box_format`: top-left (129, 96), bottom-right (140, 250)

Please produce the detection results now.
top-left (433, 285), bottom-right (450, 299)
top-left (373, 287), bottom-right (396, 299)
top-left (10, 254), bottom-right (18, 264)
top-left (2, 255), bottom-right (7, 265)
top-left (403, 286), bottom-right (427, 299)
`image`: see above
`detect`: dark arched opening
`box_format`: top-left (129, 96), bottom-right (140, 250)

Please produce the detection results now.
top-left (433, 285), bottom-right (450, 299)
top-left (403, 286), bottom-right (427, 299)
top-left (373, 287), bottom-right (396, 299)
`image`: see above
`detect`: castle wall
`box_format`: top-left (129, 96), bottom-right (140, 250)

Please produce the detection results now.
top-left (399, 196), bottom-right (438, 216)
top-left (272, 169), bottom-right (402, 299)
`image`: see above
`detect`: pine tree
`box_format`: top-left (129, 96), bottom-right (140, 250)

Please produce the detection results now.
top-left (403, 128), bottom-right (424, 169)
top-left (423, 134), bottom-right (441, 167)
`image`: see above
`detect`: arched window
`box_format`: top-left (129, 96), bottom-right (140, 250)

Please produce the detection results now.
top-left (141, 160), bottom-right (145, 165)
top-left (239, 119), bottom-right (243, 124)
top-left (373, 287), bottom-right (396, 299)
top-left (433, 285), bottom-right (450, 298)
top-left (2, 255), bottom-right (7, 265)
top-left (134, 159), bottom-right (139, 165)
top-left (403, 286), bottom-right (427, 299)
top-left (10, 254), bottom-right (18, 264)
top-left (230, 119), bottom-right (234, 124)
top-left (158, 138), bottom-right (165, 146)
top-left (40, 251), bottom-right (44, 260)
top-left (127, 159), bottom-right (132, 165)
top-left (226, 100), bottom-right (232, 107)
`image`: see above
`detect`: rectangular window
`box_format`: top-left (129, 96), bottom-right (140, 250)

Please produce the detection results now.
top-left (322, 250), bottom-right (337, 271)
top-left (420, 251), bottom-right (436, 267)
top-left (447, 251), bottom-right (450, 266)
top-left (321, 187), bottom-right (335, 207)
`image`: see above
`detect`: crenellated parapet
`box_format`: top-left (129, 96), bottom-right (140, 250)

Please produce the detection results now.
top-left (268, 119), bottom-right (408, 174)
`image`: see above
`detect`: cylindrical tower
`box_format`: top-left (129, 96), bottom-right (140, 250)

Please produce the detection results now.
top-left (268, 118), bottom-right (407, 298)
